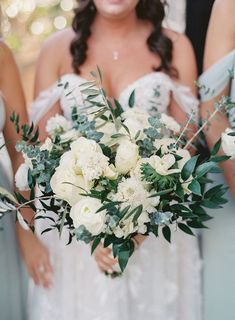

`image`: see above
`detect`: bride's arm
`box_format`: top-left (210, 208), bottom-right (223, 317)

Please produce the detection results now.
top-left (200, 0), bottom-right (235, 196)
top-left (34, 35), bottom-right (63, 141)
top-left (167, 31), bottom-right (198, 130)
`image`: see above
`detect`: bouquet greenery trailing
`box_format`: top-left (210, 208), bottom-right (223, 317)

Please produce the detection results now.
top-left (0, 68), bottom-right (234, 275)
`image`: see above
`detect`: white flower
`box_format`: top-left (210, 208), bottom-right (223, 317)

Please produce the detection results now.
top-left (121, 107), bottom-right (150, 140)
top-left (104, 164), bottom-right (118, 180)
top-left (112, 177), bottom-right (159, 216)
top-left (160, 113), bottom-right (181, 133)
top-left (46, 114), bottom-right (72, 137)
top-left (71, 137), bottom-right (110, 182)
top-left (99, 122), bottom-right (116, 144)
top-left (111, 177), bottom-right (159, 238)
top-left (131, 158), bottom-right (151, 188)
top-left (40, 137), bottom-right (53, 152)
top-left (50, 168), bottom-right (90, 206)
top-left (15, 163), bottom-right (30, 191)
top-left (60, 129), bottom-right (80, 143)
top-left (70, 197), bottom-right (106, 236)
top-left (150, 154), bottom-right (180, 176)
top-left (222, 128), bottom-right (235, 159)
top-left (154, 138), bottom-right (176, 154)
top-left (115, 139), bottom-right (139, 174)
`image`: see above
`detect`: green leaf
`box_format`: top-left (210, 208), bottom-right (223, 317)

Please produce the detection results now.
top-left (195, 162), bottom-right (217, 178)
top-left (188, 180), bottom-right (202, 196)
top-left (178, 223), bottom-right (195, 235)
top-left (211, 138), bottom-right (221, 156)
top-left (132, 205), bottom-right (143, 222)
top-left (91, 238), bottom-right (101, 254)
top-left (148, 188), bottom-right (174, 197)
top-left (181, 155), bottom-right (199, 181)
top-left (187, 221), bottom-right (208, 229)
top-left (128, 90), bottom-right (135, 108)
top-left (97, 65), bottom-right (103, 83)
top-left (162, 225), bottom-right (171, 243)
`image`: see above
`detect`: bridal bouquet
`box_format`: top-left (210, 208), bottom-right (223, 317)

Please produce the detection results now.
top-left (0, 70), bottom-right (232, 273)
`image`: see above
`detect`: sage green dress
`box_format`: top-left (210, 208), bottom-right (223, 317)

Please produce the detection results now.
top-left (0, 96), bottom-right (27, 320)
top-left (199, 50), bottom-right (235, 320)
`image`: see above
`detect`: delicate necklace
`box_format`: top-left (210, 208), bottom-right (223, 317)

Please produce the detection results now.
top-left (112, 50), bottom-right (119, 61)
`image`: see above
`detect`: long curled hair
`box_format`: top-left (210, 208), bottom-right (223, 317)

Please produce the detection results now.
top-left (70, 0), bottom-right (176, 76)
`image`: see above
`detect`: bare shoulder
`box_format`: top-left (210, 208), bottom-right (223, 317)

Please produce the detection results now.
top-left (40, 28), bottom-right (75, 57)
top-left (213, 0), bottom-right (235, 15)
top-left (163, 29), bottom-right (197, 91)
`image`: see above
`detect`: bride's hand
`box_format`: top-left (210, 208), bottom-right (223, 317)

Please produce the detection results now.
top-left (17, 227), bottom-right (53, 289)
top-left (93, 243), bottom-right (118, 273)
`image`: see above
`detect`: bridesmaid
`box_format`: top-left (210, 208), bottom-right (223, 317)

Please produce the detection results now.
top-left (0, 40), bottom-right (28, 319)
top-left (199, 0), bottom-right (235, 319)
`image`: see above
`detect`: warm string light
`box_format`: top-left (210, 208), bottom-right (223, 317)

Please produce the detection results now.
top-left (2, 0), bottom-right (75, 39)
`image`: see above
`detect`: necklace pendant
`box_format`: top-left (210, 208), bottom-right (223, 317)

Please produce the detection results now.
top-left (112, 51), bottom-right (119, 61)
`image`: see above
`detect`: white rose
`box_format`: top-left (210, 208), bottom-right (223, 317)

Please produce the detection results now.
top-left (46, 114), bottom-right (72, 137)
top-left (150, 154), bottom-right (180, 176)
top-left (50, 168), bottom-right (90, 206)
top-left (122, 107), bottom-right (149, 124)
top-left (115, 140), bottom-right (139, 174)
top-left (60, 129), bottom-right (80, 143)
top-left (160, 113), bottom-right (181, 133)
top-left (222, 128), bottom-right (235, 159)
top-left (154, 138), bottom-right (176, 154)
top-left (40, 137), bottom-right (53, 152)
top-left (70, 197), bottom-right (106, 236)
top-left (15, 163), bottom-right (30, 191)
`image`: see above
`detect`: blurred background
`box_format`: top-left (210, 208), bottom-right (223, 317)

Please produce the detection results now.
top-left (0, 0), bottom-right (76, 106)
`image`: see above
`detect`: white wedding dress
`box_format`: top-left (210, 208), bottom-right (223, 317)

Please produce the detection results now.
top-left (28, 72), bottom-right (202, 320)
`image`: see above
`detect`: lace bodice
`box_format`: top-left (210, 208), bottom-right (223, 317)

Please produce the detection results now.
top-left (30, 72), bottom-right (199, 125)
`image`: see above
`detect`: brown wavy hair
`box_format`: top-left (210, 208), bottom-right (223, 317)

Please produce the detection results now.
top-left (70, 0), bottom-right (176, 76)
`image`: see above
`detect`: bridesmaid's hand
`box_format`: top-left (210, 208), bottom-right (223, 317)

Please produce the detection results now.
top-left (17, 228), bottom-right (53, 289)
top-left (93, 243), bottom-right (117, 273)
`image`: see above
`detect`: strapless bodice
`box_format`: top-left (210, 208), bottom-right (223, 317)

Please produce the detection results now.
top-left (30, 72), bottom-right (199, 124)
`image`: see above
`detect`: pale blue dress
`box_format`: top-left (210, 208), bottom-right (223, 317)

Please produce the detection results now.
top-left (0, 97), bottom-right (27, 320)
top-left (199, 50), bottom-right (235, 320)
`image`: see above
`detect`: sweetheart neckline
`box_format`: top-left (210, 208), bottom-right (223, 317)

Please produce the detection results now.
top-left (58, 71), bottom-right (171, 100)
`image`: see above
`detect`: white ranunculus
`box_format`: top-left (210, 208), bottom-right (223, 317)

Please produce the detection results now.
top-left (122, 107), bottom-right (150, 125)
top-left (160, 113), bottom-right (181, 133)
top-left (131, 158), bottom-right (151, 188)
top-left (104, 164), bottom-right (118, 180)
top-left (154, 138), bottom-right (176, 154)
top-left (50, 168), bottom-right (90, 206)
top-left (222, 128), bottom-right (235, 159)
top-left (71, 137), bottom-right (102, 155)
top-left (175, 148), bottom-right (191, 170)
top-left (40, 137), bottom-right (53, 152)
top-left (46, 114), bottom-right (72, 137)
top-left (115, 139), bottom-right (139, 174)
top-left (15, 163), bottom-right (30, 191)
top-left (60, 129), bottom-right (80, 143)
top-left (121, 107), bottom-right (150, 140)
top-left (70, 197), bottom-right (106, 236)
top-left (150, 154), bottom-right (180, 176)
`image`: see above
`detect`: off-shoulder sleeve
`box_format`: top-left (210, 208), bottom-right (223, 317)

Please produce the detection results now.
top-left (198, 49), bottom-right (235, 102)
top-left (171, 84), bottom-right (199, 122)
top-left (30, 83), bottom-right (63, 125)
